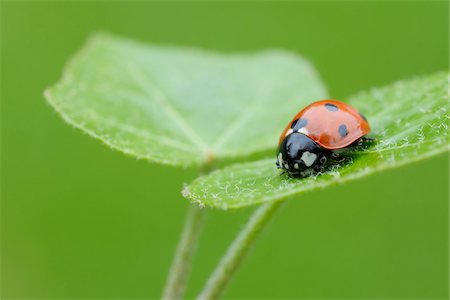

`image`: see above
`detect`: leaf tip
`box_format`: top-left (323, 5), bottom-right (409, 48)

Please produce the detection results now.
top-left (43, 85), bottom-right (60, 112)
top-left (181, 184), bottom-right (191, 199)
top-left (43, 87), bottom-right (52, 102)
top-left (85, 30), bottom-right (114, 44)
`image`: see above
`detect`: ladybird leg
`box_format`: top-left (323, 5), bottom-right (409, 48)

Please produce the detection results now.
top-left (343, 137), bottom-right (376, 152)
top-left (313, 164), bottom-right (325, 173)
top-left (358, 137), bottom-right (376, 149)
top-left (328, 151), bottom-right (354, 166)
top-left (330, 151), bottom-right (345, 161)
top-left (361, 137), bottom-right (376, 143)
top-left (313, 155), bottom-right (328, 172)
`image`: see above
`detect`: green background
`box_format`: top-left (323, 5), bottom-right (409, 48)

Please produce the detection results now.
top-left (1, 1), bottom-right (448, 299)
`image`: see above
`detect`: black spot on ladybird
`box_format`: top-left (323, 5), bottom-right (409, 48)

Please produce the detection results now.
top-left (338, 124), bottom-right (348, 137)
top-left (290, 119), bottom-right (298, 129)
top-left (291, 118), bottom-right (308, 131)
top-left (324, 103), bottom-right (339, 112)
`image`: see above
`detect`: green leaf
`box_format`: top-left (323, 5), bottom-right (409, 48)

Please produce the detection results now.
top-left (44, 33), bottom-right (327, 167)
top-left (183, 72), bottom-right (450, 209)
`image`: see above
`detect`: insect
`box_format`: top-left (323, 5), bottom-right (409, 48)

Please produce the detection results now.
top-left (276, 100), bottom-right (372, 177)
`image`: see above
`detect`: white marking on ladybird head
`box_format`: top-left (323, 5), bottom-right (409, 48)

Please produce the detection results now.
top-left (285, 128), bottom-right (294, 137)
top-left (284, 163), bottom-right (289, 170)
top-left (294, 163), bottom-right (299, 169)
top-left (278, 153), bottom-right (283, 164)
top-left (298, 127), bottom-right (309, 135)
top-left (301, 151), bottom-right (317, 167)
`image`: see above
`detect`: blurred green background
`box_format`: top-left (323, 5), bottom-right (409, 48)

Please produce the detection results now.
top-left (1, 1), bottom-right (448, 299)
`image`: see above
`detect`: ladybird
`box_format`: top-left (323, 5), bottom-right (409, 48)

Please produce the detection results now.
top-left (276, 100), bottom-right (371, 177)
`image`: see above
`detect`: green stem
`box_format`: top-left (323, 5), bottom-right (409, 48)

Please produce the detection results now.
top-left (197, 201), bottom-right (282, 300)
top-left (162, 158), bottom-right (214, 299)
top-left (162, 205), bottom-right (207, 300)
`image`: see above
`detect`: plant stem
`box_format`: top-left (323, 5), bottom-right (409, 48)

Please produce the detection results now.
top-left (162, 158), bottom-right (214, 300)
top-left (162, 205), bottom-right (207, 300)
top-left (197, 201), bottom-right (282, 300)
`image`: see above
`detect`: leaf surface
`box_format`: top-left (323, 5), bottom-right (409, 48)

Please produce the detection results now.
top-left (184, 72), bottom-right (450, 209)
top-left (45, 34), bottom-right (327, 166)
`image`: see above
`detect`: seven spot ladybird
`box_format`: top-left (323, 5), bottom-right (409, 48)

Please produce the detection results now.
top-left (276, 100), bottom-right (372, 177)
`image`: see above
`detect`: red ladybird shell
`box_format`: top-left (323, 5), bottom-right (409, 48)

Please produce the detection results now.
top-left (279, 100), bottom-right (370, 150)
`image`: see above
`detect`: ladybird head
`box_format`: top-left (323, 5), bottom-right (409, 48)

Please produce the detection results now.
top-left (276, 132), bottom-right (327, 177)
